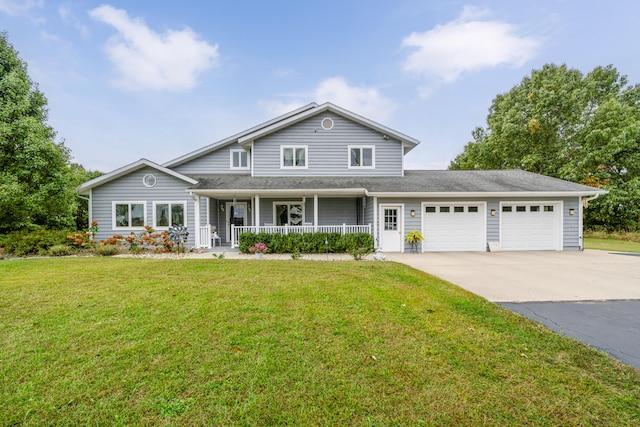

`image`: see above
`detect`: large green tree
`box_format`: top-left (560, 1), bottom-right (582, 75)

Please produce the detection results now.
top-left (450, 64), bottom-right (640, 231)
top-left (0, 32), bottom-right (76, 232)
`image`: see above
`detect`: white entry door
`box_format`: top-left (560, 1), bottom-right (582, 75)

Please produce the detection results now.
top-left (226, 202), bottom-right (247, 243)
top-left (380, 205), bottom-right (403, 252)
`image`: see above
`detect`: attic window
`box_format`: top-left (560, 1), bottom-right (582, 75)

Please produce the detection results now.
top-left (321, 117), bottom-right (334, 131)
top-left (143, 174), bottom-right (156, 188)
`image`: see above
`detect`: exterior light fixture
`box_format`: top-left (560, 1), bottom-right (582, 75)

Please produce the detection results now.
top-left (490, 209), bottom-right (496, 216)
top-left (410, 209), bottom-right (416, 217)
top-left (569, 209), bottom-right (575, 215)
top-left (220, 204), bottom-right (225, 212)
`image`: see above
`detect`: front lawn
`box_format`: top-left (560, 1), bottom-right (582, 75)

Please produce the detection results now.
top-left (1, 258), bottom-right (638, 425)
top-left (584, 231), bottom-right (640, 253)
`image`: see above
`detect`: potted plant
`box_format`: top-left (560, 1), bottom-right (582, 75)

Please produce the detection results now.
top-left (405, 230), bottom-right (424, 253)
top-left (249, 242), bottom-right (268, 259)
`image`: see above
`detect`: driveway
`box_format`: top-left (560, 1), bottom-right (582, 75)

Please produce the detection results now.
top-left (385, 250), bottom-right (640, 369)
top-left (385, 250), bottom-right (640, 302)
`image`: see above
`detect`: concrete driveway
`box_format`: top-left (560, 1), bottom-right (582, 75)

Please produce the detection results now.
top-left (386, 250), bottom-right (640, 369)
top-left (385, 250), bottom-right (640, 302)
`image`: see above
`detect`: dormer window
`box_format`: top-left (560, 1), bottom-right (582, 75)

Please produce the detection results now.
top-left (349, 145), bottom-right (375, 169)
top-left (230, 149), bottom-right (249, 170)
top-left (281, 145), bottom-right (307, 169)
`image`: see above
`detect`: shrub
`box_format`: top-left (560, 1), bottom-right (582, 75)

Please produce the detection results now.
top-left (238, 232), bottom-right (374, 254)
top-left (47, 244), bottom-right (73, 257)
top-left (1, 228), bottom-right (74, 256)
top-left (93, 245), bottom-right (121, 256)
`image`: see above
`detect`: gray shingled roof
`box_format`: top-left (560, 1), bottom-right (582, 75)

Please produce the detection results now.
top-left (189, 170), bottom-right (604, 195)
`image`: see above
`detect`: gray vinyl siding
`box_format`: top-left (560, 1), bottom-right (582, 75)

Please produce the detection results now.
top-left (317, 198), bottom-right (358, 225)
top-left (563, 198), bottom-right (581, 250)
top-left (90, 167), bottom-right (195, 245)
top-left (172, 144), bottom-right (251, 175)
top-left (252, 112), bottom-right (403, 177)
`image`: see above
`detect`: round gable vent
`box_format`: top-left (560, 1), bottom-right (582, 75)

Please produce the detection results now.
top-left (321, 117), bottom-right (334, 131)
top-left (143, 174), bottom-right (157, 188)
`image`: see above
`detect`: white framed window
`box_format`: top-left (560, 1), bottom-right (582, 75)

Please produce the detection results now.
top-left (348, 145), bottom-right (375, 169)
top-left (113, 202), bottom-right (146, 229)
top-left (153, 202), bottom-right (187, 229)
top-left (281, 145), bottom-right (307, 169)
top-left (273, 202), bottom-right (304, 226)
top-left (230, 149), bottom-right (249, 170)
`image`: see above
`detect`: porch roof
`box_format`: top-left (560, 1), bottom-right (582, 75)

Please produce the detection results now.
top-left (187, 170), bottom-right (605, 198)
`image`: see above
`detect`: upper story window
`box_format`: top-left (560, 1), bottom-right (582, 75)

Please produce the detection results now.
top-left (113, 202), bottom-right (146, 229)
top-left (349, 145), bottom-right (375, 169)
top-left (153, 202), bottom-right (186, 229)
top-left (230, 149), bottom-right (249, 170)
top-left (281, 145), bottom-right (307, 169)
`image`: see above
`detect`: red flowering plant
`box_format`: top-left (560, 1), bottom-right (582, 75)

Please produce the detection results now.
top-left (248, 242), bottom-right (268, 254)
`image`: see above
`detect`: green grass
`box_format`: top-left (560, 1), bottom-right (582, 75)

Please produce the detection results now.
top-left (584, 231), bottom-right (640, 253)
top-left (1, 258), bottom-right (639, 426)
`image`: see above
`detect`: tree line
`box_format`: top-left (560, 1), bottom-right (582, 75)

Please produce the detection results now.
top-left (2, 32), bottom-right (638, 233)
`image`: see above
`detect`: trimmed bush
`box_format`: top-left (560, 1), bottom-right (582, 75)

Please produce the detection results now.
top-left (47, 244), bottom-right (73, 257)
top-left (239, 232), bottom-right (374, 254)
top-left (93, 245), bottom-right (121, 256)
top-left (1, 228), bottom-right (74, 256)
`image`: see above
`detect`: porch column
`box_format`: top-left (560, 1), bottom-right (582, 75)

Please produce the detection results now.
top-left (255, 194), bottom-right (260, 232)
top-left (373, 196), bottom-right (378, 248)
top-left (314, 194), bottom-right (318, 229)
top-left (194, 195), bottom-right (200, 247)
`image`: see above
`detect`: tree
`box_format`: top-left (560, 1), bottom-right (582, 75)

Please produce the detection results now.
top-left (450, 64), bottom-right (640, 231)
top-left (68, 163), bottom-right (102, 229)
top-left (0, 32), bottom-right (76, 232)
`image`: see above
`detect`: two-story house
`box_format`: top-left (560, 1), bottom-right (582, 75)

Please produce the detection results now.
top-left (77, 102), bottom-right (605, 252)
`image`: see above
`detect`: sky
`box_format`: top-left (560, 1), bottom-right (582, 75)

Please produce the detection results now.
top-left (2, 0), bottom-right (640, 172)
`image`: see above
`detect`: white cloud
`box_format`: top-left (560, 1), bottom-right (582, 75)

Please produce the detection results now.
top-left (401, 6), bottom-right (540, 83)
top-left (261, 77), bottom-right (397, 123)
top-left (0, 0), bottom-right (42, 15)
top-left (89, 4), bottom-right (219, 91)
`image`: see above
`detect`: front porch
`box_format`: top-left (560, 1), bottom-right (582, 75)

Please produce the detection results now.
top-left (197, 223), bottom-right (372, 249)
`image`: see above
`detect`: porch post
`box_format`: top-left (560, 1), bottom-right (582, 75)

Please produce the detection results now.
top-left (314, 194), bottom-right (318, 230)
top-left (255, 194), bottom-right (260, 232)
top-left (194, 195), bottom-right (200, 248)
top-left (373, 196), bottom-right (378, 249)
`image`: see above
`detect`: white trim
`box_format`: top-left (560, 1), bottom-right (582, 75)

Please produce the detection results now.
top-left (373, 196), bottom-right (378, 248)
top-left (206, 197), bottom-right (210, 229)
top-left (151, 201), bottom-right (188, 230)
top-left (347, 145), bottom-right (375, 169)
top-left (226, 202), bottom-right (248, 242)
top-left (368, 191), bottom-right (605, 198)
top-left (379, 203), bottom-right (404, 252)
top-left (254, 195), bottom-right (260, 229)
top-left (272, 201), bottom-right (305, 226)
top-left (313, 194), bottom-right (318, 227)
top-left (230, 149), bottom-right (250, 170)
top-left (142, 174), bottom-right (157, 188)
top-left (420, 201), bottom-right (487, 252)
top-left (194, 197), bottom-right (200, 247)
top-left (578, 197), bottom-right (584, 250)
top-left (88, 189), bottom-right (93, 228)
top-left (78, 158), bottom-right (197, 194)
top-left (499, 200), bottom-right (563, 251)
top-left (112, 201), bottom-right (147, 230)
top-left (280, 145), bottom-right (308, 169)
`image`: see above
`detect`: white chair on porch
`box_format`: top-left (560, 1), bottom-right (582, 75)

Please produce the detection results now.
top-left (211, 226), bottom-right (221, 247)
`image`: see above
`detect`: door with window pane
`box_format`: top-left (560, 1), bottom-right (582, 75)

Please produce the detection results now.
top-left (380, 205), bottom-right (402, 252)
top-left (226, 202), bottom-right (247, 242)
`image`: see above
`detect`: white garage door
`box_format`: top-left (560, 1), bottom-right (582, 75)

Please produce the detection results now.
top-left (501, 203), bottom-right (562, 250)
top-left (422, 203), bottom-right (486, 251)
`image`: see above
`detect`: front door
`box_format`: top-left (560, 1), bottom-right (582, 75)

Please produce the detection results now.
top-left (380, 205), bottom-right (403, 252)
top-left (226, 202), bottom-right (247, 243)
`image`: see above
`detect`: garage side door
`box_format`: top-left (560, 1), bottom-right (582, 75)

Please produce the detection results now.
top-left (501, 203), bottom-right (562, 250)
top-left (422, 203), bottom-right (486, 252)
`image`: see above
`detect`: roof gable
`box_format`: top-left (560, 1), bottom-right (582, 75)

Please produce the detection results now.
top-left (238, 102), bottom-right (420, 154)
top-left (77, 158), bottom-right (197, 195)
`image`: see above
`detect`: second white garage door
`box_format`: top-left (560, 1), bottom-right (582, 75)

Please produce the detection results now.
top-left (500, 202), bottom-right (562, 250)
top-left (422, 203), bottom-right (486, 251)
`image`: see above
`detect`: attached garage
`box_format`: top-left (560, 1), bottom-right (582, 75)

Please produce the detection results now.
top-left (500, 202), bottom-right (562, 250)
top-left (422, 202), bottom-right (486, 251)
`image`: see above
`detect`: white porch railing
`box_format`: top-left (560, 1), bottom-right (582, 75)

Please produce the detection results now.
top-left (198, 226), bottom-right (211, 248)
top-left (231, 224), bottom-right (372, 248)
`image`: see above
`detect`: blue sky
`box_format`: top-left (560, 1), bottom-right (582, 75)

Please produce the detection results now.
top-left (2, 1), bottom-right (640, 172)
